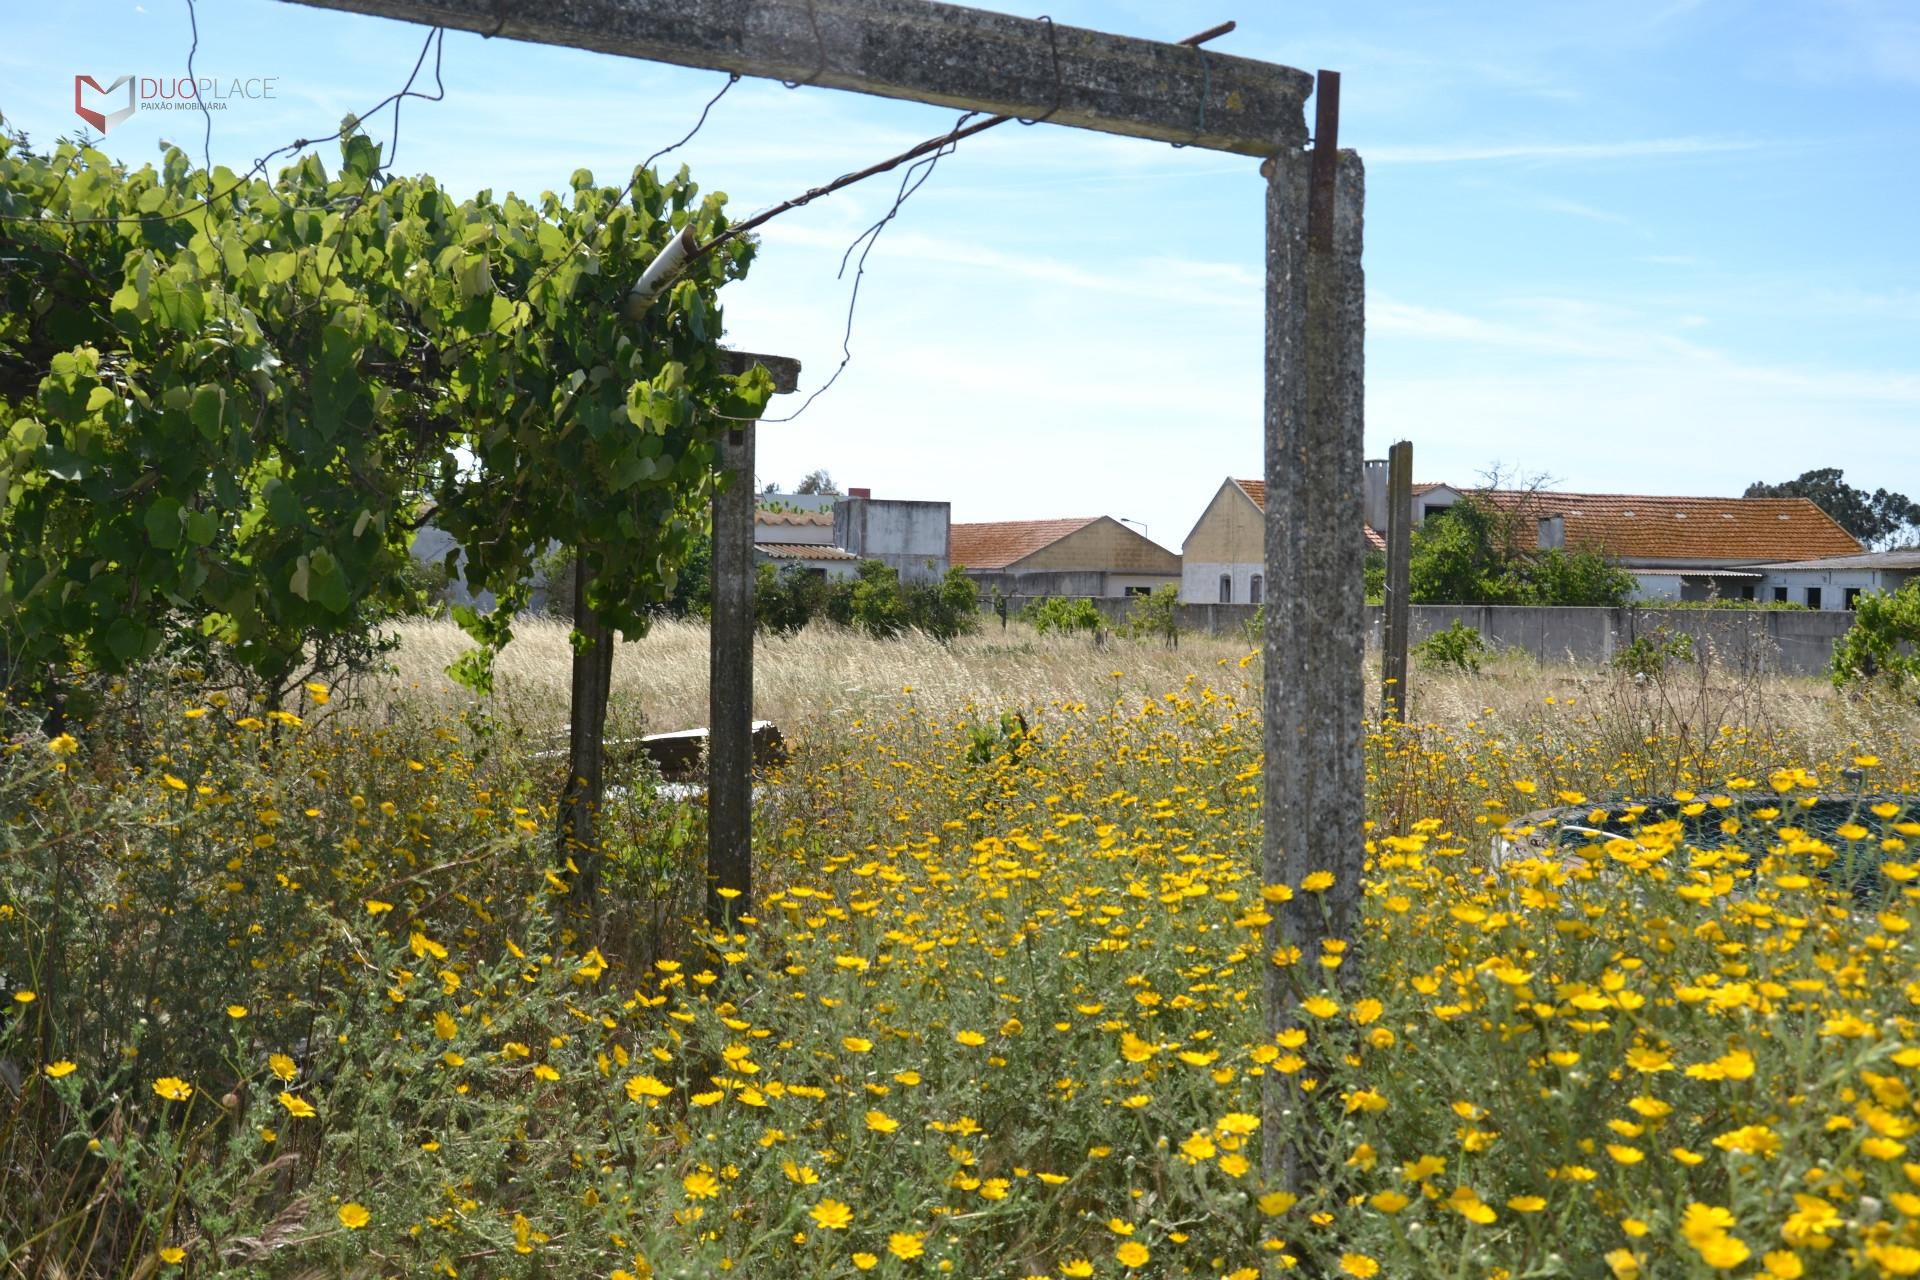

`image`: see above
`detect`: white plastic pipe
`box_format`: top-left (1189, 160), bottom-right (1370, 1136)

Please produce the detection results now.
top-left (624, 225), bottom-right (699, 319)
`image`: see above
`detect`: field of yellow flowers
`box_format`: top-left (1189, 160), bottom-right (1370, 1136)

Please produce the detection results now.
top-left (5, 649), bottom-right (1920, 1278)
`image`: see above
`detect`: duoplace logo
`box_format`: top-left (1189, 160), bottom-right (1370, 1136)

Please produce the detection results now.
top-left (71, 74), bottom-right (279, 135)
top-left (74, 75), bottom-right (136, 134)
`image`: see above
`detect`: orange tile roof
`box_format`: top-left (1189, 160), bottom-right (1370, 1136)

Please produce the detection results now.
top-left (1364, 525), bottom-right (1387, 553)
top-left (1481, 491), bottom-right (1861, 564)
top-left (755, 510), bottom-right (833, 527)
top-left (950, 518), bottom-right (1100, 570)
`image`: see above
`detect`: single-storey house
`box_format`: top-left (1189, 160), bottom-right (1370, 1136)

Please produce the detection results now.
top-left (1749, 548), bottom-right (1920, 610)
top-left (1183, 466), bottom-right (1866, 605)
top-left (951, 516), bottom-right (1181, 598)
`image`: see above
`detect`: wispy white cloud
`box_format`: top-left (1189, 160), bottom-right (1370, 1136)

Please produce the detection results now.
top-left (1367, 136), bottom-right (1763, 164)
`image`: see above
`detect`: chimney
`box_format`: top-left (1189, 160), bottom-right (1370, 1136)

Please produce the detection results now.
top-left (835, 488), bottom-right (870, 556)
top-left (1363, 459), bottom-right (1389, 534)
top-left (1537, 514), bottom-right (1565, 550)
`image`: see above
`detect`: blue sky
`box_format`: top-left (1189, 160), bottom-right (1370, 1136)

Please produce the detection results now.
top-left (3, 0), bottom-right (1916, 547)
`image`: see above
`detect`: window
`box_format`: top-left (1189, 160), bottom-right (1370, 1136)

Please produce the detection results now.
top-left (1123, 585), bottom-right (1152, 597)
top-left (1773, 586), bottom-right (1789, 603)
top-left (1740, 584), bottom-right (1755, 601)
top-left (1250, 574), bottom-right (1264, 605)
top-left (1219, 574), bottom-right (1233, 604)
top-left (1844, 587), bottom-right (1862, 610)
top-left (1806, 587), bottom-right (1822, 610)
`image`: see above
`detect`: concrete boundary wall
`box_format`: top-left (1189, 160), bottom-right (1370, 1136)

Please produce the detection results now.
top-left (986, 595), bottom-right (1854, 675)
top-left (1383, 605), bottom-right (1853, 676)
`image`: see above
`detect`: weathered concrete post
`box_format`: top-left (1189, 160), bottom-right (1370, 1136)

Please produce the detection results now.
top-left (1382, 439), bottom-right (1413, 721)
top-left (708, 351), bottom-right (799, 932)
top-left (1262, 71), bottom-right (1366, 1186)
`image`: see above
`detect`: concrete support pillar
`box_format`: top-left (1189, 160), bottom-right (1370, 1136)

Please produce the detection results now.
top-left (708, 423), bottom-right (755, 929)
top-left (1261, 142), bottom-right (1366, 1182)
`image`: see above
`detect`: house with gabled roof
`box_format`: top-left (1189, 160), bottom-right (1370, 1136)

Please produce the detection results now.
top-left (1486, 489), bottom-right (1863, 601)
top-left (1182, 467), bottom-right (1867, 605)
top-left (950, 516), bottom-right (1180, 598)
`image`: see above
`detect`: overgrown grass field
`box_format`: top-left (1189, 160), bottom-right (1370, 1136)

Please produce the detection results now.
top-left (6, 621), bottom-right (1920, 1278)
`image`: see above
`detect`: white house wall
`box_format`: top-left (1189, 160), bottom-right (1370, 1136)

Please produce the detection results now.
top-left (1630, 573), bottom-right (1685, 602)
top-left (1182, 560), bottom-right (1267, 605)
top-left (1759, 568), bottom-right (1903, 609)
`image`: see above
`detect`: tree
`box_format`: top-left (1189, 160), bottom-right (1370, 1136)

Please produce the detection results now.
top-left (1408, 499), bottom-right (1528, 606)
top-left (1408, 490), bottom-right (1633, 608)
top-left (1832, 581), bottom-right (1920, 692)
top-left (1745, 468), bottom-right (1920, 549)
top-left (796, 468), bottom-right (839, 495)
top-left (0, 124), bottom-right (771, 894)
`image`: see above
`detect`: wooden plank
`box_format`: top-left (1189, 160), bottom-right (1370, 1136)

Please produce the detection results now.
top-left (1382, 439), bottom-right (1413, 721)
top-left (707, 420), bottom-right (756, 929)
top-left (279, 0), bottom-right (1312, 153)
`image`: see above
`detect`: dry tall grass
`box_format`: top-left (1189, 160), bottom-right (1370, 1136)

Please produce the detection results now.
top-left (356, 616), bottom-right (1914, 769)
top-left (363, 617), bottom-right (1254, 739)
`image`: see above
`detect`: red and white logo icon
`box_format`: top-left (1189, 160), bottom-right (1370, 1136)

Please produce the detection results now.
top-left (74, 75), bottom-right (136, 133)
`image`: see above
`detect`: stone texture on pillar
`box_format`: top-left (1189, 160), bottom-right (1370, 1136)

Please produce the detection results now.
top-left (1262, 147), bottom-right (1366, 1181)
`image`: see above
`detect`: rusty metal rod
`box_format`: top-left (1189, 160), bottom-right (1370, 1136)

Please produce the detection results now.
top-left (1307, 68), bottom-right (1340, 253)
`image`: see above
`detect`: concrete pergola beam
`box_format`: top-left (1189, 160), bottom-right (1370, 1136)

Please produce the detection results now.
top-left (282, 0), bottom-right (1313, 153)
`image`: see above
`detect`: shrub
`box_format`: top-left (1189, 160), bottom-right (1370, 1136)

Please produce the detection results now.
top-left (1021, 596), bottom-right (1106, 638)
top-left (1833, 581), bottom-right (1920, 691)
top-left (1414, 618), bottom-right (1489, 673)
top-left (1122, 585), bottom-right (1182, 649)
top-left (1242, 602), bottom-right (1265, 647)
top-left (755, 563), bottom-right (833, 636)
top-left (849, 560), bottom-right (909, 638)
top-left (1614, 627), bottom-right (1697, 677)
top-left (904, 567), bottom-right (983, 643)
